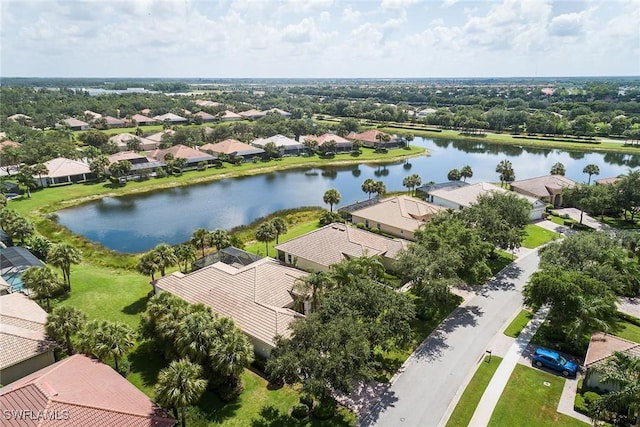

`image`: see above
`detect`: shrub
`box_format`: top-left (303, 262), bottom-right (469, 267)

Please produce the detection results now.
top-left (574, 393), bottom-right (588, 414)
top-left (155, 168), bottom-right (167, 178)
top-left (319, 210), bottom-right (343, 226)
top-left (583, 391), bottom-right (601, 407)
top-left (117, 355), bottom-right (131, 376)
top-left (370, 227), bottom-right (380, 234)
top-left (291, 404), bottom-right (309, 419)
top-left (300, 394), bottom-right (314, 409)
top-left (356, 222), bottom-right (365, 229)
top-left (312, 400), bottom-right (336, 420)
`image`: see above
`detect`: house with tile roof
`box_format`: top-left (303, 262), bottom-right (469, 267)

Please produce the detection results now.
top-left (594, 177), bottom-right (622, 186)
top-left (36, 158), bottom-right (94, 187)
top-left (510, 175), bottom-right (576, 207)
top-left (266, 108), bottom-right (292, 118)
top-left (147, 144), bottom-right (216, 168)
top-left (193, 111), bottom-right (217, 123)
top-left (108, 133), bottom-right (158, 152)
top-left (302, 133), bottom-right (353, 152)
top-left (7, 114), bottom-right (31, 123)
top-left (346, 129), bottom-right (401, 148)
top-left (154, 257), bottom-right (307, 358)
top-left (108, 151), bottom-right (165, 178)
top-left (83, 110), bottom-right (102, 121)
top-left (584, 332), bottom-right (640, 392)
top-left (238, 109), bottom-right (266, 120)
top-left (275, 222), bottom-right (408, 273)
top-left (152, 113), bottom-right (188, 124)
top-left (219, 110), bottom-right (242, 122)
top-left (0, 354), bottom-right (176, 426)
top-left (131, 113), bottom-right (155, 126)
top-left (0, 293), bottom-right (56, 385)
top-left (144, 130), bottom-right (175, 147)
top-left (349, 195), bottom-right (446, 241)
top-left (427, 182), bottom-right (546, 220)
top-left (200, 139), bottom-right (266, 160)
top-left (61, 118), bottom-right (90, 131)
top-left (103, 115), bottom-right (127, 128)
top-left (252, 134), bottom-right (304, 155)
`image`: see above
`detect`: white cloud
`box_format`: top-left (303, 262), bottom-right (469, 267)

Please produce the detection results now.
top-left (380, 0), bottom-right (418, 10)
top-left (341, 5), bottom-right (362, 23)
top-left (549, 10), bottom-right (590, 37)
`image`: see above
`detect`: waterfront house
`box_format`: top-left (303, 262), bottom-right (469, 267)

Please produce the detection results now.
top-left (302, 133), bottom-right (353, 152)
top-left (219, 110), bottom-right (243, 122)
top-left (510, 175), bottom-right (576, 207)
top-left (148, 144), bottom-right (216, 168)
top-left (152, 112), bottom-right (188, 125)
top-left (201, 139), bottom-right (266, 160)
top-left (36, 157), bottom-right (94, 187)
top-left (252, 134), bottom-right (304, 155)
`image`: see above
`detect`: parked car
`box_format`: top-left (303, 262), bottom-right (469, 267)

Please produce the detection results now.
top-left (531, 347), bottom-right (579, 377)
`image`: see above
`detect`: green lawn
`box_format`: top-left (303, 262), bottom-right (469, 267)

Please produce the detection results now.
top-left (503, 309), bottom-right (535, 338)
top-left (489, 365), bottom-right (589, 427)
top-left (522, 225), bottom-right (559, 249)
top-left (445, 356), bottom-right (503, 427)
top-left (487, 250), bottom-right (514, 275)
top-left (243, 216), bottom-right (323, 257)
top-left (613, 318), bottom-right (640, 343)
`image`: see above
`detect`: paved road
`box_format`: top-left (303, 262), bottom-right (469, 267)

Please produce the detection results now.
top-left (361, 250), bottom-right (540, 427)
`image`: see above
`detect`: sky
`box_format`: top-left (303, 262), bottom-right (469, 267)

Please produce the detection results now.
top-left (1, 0), bottom-right (639, 78)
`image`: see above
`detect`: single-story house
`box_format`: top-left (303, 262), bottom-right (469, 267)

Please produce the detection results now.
top-left (510, 175), bottom-right (576, 207)
top-left (275, 222), bottom-right (408, 273)
top-left (7, 114), bottom-right (31, 123)
top-left (427, 181), bottom-right (547, 221)
top-left (239, 109), bottom-right (266, 120)
top-left (140, 108), bottom-right (152, 116)
top-left (152, 113), bottom-right (188, 125)
top-left (415, 180), bottom-right (469, 200)
top-left (61, 117), bottom-right (90, 131)
top-left (200, 139), bottom-right (266, 160)
top-left (36, 157), bottom-right (94, 187)
top-left (583, 332), bottom-right (640, 392)
top-left (0, 354), bottom-right (176, 426)
top-left (195, 100), bottom-right (222, 107)
top-left (0, 293), bottom-right (56, 385)
top-left (346, 129), bottom-right (401, 148)
top-left (144, 130), bottom-right (175, 147)
top-left (194, 111), bottom-right (217, 123)
top-left (108, 132), bottom-right (143, 151)
top-left (219, 110), bottom-right (243, 122)
top-left (103, 115), bottom-right (127, 128)
top-left (83, 110), bottom-right (102, 120)
top-left (0, 247), bottom-right (45, 294)
top-left (595, 177), bottom-right (622, 186)
top-left (349, 195), bottom-right (446, 241)
top-left (302, 133), bottom-right (353, 152)
top-left (266, 108), bottom-right (292, 118)
top-left (108, 151), bottom-right (165, 178)
top-left (154, 257), bottom-right (307, 358)
top-left (252, 134), bottom-right (305, 155)
top-left (148, 144), bottom-right (216, 167)
top-left (131, 113), bottom-right (155, 126)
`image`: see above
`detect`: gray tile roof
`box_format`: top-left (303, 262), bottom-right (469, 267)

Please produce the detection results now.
top-left (350, 195), bottom-right (445, 232)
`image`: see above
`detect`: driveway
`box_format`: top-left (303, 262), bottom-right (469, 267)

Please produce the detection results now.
top-left (553, 208), bottom-right (605, 230)
top-left (361, 250), bottom-right (540, 427)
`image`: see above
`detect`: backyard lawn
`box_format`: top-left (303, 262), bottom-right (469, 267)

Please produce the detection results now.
top-left (522, 224), bottom-right (559, 249)
top-left (489, 365), bottom-right (589, 427)
top-left (613, 317), bottom-right (640, 343)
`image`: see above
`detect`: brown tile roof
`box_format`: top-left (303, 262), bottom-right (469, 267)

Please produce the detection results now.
top-left (152, 113), bottom-right (187, 122)
top-left (148, 145), bottom-right (215, 162)
top-left (155, 258), bottom-right (306, 347)
top-left (275, 223), bottom-right (407, 269)
top-left (42, 158), bottom-right (91, 179)
top-left (108, 151), bottom-right (147, 163)
top-left (351, 195), bottom-right (446, 232)
top-left (0, 354), bottom-right (176, 427)
top-left (585, 332), bottom-right (640, 367)
top-left (238, 109), bottom-right (265, 118)
top-left (0, 294), bottom-right (54, 370)
top-left (104, 115), bottom-right (127, 126)
top-left (303, 133), bottom-right (352, 146)
top-left (144, 130), bottom-right (175, 143)
top-left (510, 175), bottom-right (576, 198)
top-left (131, 114), bottom-right (155, 124)
top-left (346, 129), bottom-right (392, 144)
top-left (221, 110), bottom-right (242, 120)
top-left (200, 139), bottom-right (265, 156)
top-left (62, 118), bottom-right (89, 128)
top-left (594, 177), bottom-right (621, 185)
top-left (194, 111), bottom-right (216, 120)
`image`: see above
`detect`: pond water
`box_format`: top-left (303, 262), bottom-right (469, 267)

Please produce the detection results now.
top-left (56, 137), bottom-right (639, 253)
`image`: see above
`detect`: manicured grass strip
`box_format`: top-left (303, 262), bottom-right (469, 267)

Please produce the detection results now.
top-left (613, 319), bottom-right (640, 343)
top-left (488, 365), bottom-right (589, 427)
top-left (522, 224), bottom-right (559, 249)
top-left (503, 310), bottom-right (535, 338)
top-left (487, 250), bottom-right (513, 276)
top-left (445, 356), bottom-right (503, 427)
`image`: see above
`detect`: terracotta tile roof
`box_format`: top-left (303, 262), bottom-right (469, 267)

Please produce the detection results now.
top-left (155, 258), bottom-right (306, 347)
top-left (594, 177), bottom-right (621, 185)
top-left (351, 195), bottom-right (446, 232)
top-left (238, 109), bottom-right (265, 118)
top-left (275, 223), bottom-right (408, 269)
top-left (61, 118), bottom-right (89, 128)
top-left (0, 354), bottom-right (176, 427)
top-left (221, 110), bottom-right (242, 120)
top-left (148, 145), bottom-right (216, 163)
top-left (131, 114), bottom-right (155, 124)
top-left (152, 113), bottom-right (187, 122)
top-left (200, 139), bottom-right (265, 156)
top-left (42, 158), bottom-right (91, 179)
top-left (585, 332), bottom-right (640, 367)
top-left (104, 116), bottom-right (127, 126)
top-left (302, 133), bottom-right (352, 146)
top-left (510, 175), bottom-right (576, 198)
top-left (0, 294), bottom-right (54, 370)
top-left (346, 129), bottom-right (392, 144)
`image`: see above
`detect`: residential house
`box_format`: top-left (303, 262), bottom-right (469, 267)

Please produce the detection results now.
top-left (275, 222), bottom-right (408, 273)
top-left (595, 177), bottom-right (622, 186)
top-left (510, 175), bottom-right (576, 207)
top-left (302, 133), bottom-right (353, 152)
top-left (140, 108), bottom-right (152, 116)
top-left (349, 195), bottom-right (446, 241)
top-left (108, 133), bottom-right (158, 151)
top-left (266, 108), bottom-right (292, 118)
top-left (252, 134), bottom-right (304, 155)
top-left (239, 109), bottom-right (266, 120)
top-left (61, 117), bottom-right (90, 131)
top-left (103, 115), bottom-right (127, 128)
top-left (584, 332), bottom-right (640, 392)
top-left (154, 257), bottom-right (307, 358)
top-left (415, 180), bottom-right (469, 200)
top-left (152, 113), bottom-right (188, 125)
top-left (148, 144), bottom-right (216, 168)
top-left (346, 129), bottom-right (401, 148)
top-left (0, 293), bottom-right (55, 384)
top-left (36, 157), bottom-right (94, 187)
top-left (144, 130), bottom-right (175, 148)
top-left (219, 110), bottom-right (243, 122)
top-left (427, 181), bottom-right (547, 220)
top-left (108, 151), bottom-right (165, 178)
top-left (0, 354), bottom-right (176, 426)
top-left (7, 114), bottom-right (31, 123)
top-left (0, 247), bottom-right (45, 294)
top-left (131, 113), bottom-right (155, 126)
top-left (83, 110), bottom-right (102, 121)
top-left (200, 139), bottom-right (266, 160)
top-left (193, 111), bottom-right (217, 123)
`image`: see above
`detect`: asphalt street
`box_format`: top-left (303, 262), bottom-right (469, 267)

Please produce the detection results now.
top-left (361, 250), bottom-right (540, 427)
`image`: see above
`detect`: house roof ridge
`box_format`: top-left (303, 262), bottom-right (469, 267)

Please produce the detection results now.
top-left (49, 398), bottom-right (170, 421)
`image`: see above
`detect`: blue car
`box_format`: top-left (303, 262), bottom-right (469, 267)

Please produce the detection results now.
top-left (532, 348), bottom-right (579, 377)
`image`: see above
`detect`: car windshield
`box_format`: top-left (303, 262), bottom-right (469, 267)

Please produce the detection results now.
top-left (558, 355), bottom-right (567, 365)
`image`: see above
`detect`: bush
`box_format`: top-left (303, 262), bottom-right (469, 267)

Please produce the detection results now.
top-left (117, 355), bottom-right (131, 376)
top-left (312, 400), bottom-right (336, 420)
top-left (574, 393), bottom-right (588, 414)
top-left (319, 210), bottom-right (343, 226)
top-left (583, 391), bottom-right (601, 406)
top-left (155, 168), bottom-right (167, 178)
top-left (300, 394), bottom-right (314, 409)
top-left (356, 222), bottom-right (365, 229)
top-left (291, 404), bottom-right (309, 419)
top-left (370, 227), bottom-right (380, 234)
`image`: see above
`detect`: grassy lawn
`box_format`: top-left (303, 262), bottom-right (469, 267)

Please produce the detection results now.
top-left (503, 309), bottom-right (535, 338)
top-left (242, 212), bottom-right (323, 257)
top-left (445, 356), bottom-right (503, 427)
top-left (522, 225), bottom-right (559, 249)
top-left (612, 318), bottom-right (640, 343)
top-left (487, 250), bottom-right (514, 276)
top-left (489, 365), bottom-right (589, 427)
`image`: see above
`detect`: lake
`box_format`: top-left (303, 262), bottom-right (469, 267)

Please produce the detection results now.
top-left (56, 137), bottom-right (640, 253)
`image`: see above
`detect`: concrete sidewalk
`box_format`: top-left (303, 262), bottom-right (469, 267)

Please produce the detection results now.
top-left (467, 307), bottom-right (549, 426)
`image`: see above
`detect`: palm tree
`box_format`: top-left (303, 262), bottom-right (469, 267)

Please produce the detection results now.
top-left (447, 168), bottom-right (462, 181)
top-left (373, 180), bottom-right (386, 198)
top-left (460, 165), bottom-right (473, 182)
top-left (583, 164), bottom-right (600, 184)
top-left (93, 321), bottom-right (136, 373)
top-left (175, 309), bottom-right (217, 364)
top-left (152, 243), bottom-right (178, 277)
top-left (591, 351), bottom-right (640, 426)
top-left (293, 271), bottom-right (330, 313)
top-left (362, 178), bottom-right (376, 199)
top-left (270, 218), bottom-right (288, 244)
top-left (46, 306), bottom-right (87, 354)
top-left (175, 244), bottom-right (196, 273)
top-left (209, 329), bottom-right (254, 388)
top-left (375, 132), bottom-right (391, 151)
top-left (173, 157), bottom-right (188, 175)
top-left (402, 174), bottom-right (422, 196)
top-left (256, 222), bottom-right (277, 257)
top-left (190, 228), bottom-right (211, 257)
top-left (323, 189), bottom-right (341, 212)
top-left (550, 162), bottom-right (566, 176)
top-left (47, 243), bottom-right (81, 291)
top-left (21, 266), bottom-right (63, 311)
top-left (209, 229), bottom-right (231, 252)
top-left (496, 159), bottom-right (515, 187)
top-left (156, 359), bottom-right (207, 427)
top-left (137, 251), bottom-right (159, 282)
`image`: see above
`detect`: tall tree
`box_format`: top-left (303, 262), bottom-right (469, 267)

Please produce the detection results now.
top-left (373, 180), bottom-right (386, 198)
top-left (152, 243), bottom-right (178, 277)
top-left (583, 164), bottom-right (600, 184)
top-left (255, 222), bottom-right (277, 257)
top-left (616, 169), bottom-right (640, 221)
top-left (79, 320), bottom-right (136, 373)
top-left (550, 162), bottom-right (566, 176)
top-left (460, 165), bottom-right (473, 182)
top-left (361, 178), bottom-right (376, 199)
top-left (31, 163), bottom-right (49, 188)
top-left (16, 166), bottom-right (36, 197)
top-left (209, 228), bottom-right (231, 251)
top-left (496, 159), bottom-right (515, 187)
top-left (89, 155), bottom-right (110, 182)
top-left (447, 168), bottom-right (462, 181)
top-left (21, 266), bottom-right (63, 311)
top-left (323, 189), bottom-right (341, 212)
top-left (190, 228), bottom-right (211, 258)
top-left (137, 251), bottom-right (159, 282)
top-left (175, 244), bottom-right (196, 273)
top-left (47, 243), bottom-right (81, 291)
top-left (156, 359), bottom-right (207, 427)
top-left (46, 306), bottom-right (87, 354)
top-left (209, 328), bottom-right (254, 390)
top-left (402, 174), bottom-right (421, 195)
top-left (270, 218), bottom-right (288, 244)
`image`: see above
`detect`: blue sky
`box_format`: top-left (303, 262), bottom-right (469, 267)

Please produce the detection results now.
top-left (1, 0), bottom-right (638, 78)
